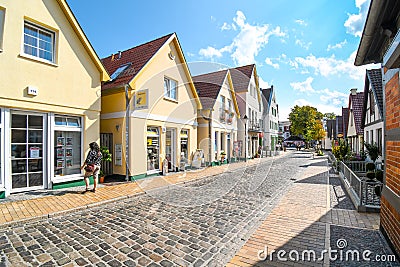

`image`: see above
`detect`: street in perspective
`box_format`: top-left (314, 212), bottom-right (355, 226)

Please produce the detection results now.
top-left (0, 150), bottom-right (399, 266)
top-left (1, 0), bottom-right (400, 266)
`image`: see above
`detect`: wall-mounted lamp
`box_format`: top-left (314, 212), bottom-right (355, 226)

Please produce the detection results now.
top-left (115, 124), bottom-right (120, 131)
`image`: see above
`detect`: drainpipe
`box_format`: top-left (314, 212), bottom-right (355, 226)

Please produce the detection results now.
top-left (200, 108), bottom-right (213, 166)
top-left (125, 84), bottom-right (131, 181)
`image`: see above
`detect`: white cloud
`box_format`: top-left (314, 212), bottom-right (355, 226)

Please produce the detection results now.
top-left (290, 77), bottom-right (315, 93)
top-left (221, 22), bottom-right (232, 31)
top-left (344, 0), bottom-right (370, 37)
top-left (199, 46), bottom-right (223, 59)
top-left (295, 19), bottom-right (308, 26)
top-left (199, 11), bottom-right (287, 66)
top-left (265, 58), bottom-right (280, 69)
top-left (289, 50), bottom-right (373, 80)
top-left (319, 88), bottom-right (348, 106)
top-left (295, 39), bottom-right (312, 50)
top-left (258, 76), bottom-right (270, 89)
top-left (327, 39), bottom-right (348, 51)
top-left (210, 15), bottom-right (216, 22)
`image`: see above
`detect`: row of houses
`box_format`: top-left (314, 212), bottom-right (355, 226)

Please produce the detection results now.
top-left (325, 0), bottom-right (400, 257)
top-left (326, 71), bottom-right (384, 161)
top-left (0, 0), bottom-right (280, 198)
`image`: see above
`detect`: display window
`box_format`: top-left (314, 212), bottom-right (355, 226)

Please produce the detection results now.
top-left (54, 116), bottom-right (82, 177)
top-left (147, 127), bottom-right (160, 171)
top-left (180, 129), bottom-right (189, 160)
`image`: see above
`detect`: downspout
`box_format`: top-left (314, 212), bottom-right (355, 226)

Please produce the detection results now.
top-left (125, 84), bottom-right (131, 181)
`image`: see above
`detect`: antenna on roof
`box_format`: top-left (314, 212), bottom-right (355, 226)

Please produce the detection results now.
top-left (118, 51), bottom-right (122, 59)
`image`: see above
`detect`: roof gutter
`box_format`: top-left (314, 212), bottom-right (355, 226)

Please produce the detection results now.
top-left (354, 0), bottom-right (386, 66)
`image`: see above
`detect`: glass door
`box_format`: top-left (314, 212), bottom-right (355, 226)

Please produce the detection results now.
top-left (166, 129), bottom-right (176, 171)
top-left (11, 112), bottom-right (44, 192)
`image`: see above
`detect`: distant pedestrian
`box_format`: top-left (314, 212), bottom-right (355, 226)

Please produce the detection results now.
top-left (80, 142), bottom-right (102, 193)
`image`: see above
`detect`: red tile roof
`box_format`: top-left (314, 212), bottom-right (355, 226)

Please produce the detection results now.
top-left (101, 33), bottom-right (174, 90)
top-left (349, 92), bottom-right (364, 135)
top-left (230, 64), bottom-right (255, 92)
top-left (192, 70), bottom-right (229, 110)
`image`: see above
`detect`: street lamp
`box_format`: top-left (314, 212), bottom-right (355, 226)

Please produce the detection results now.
top-left (242, 115), bottom-right (248, 162)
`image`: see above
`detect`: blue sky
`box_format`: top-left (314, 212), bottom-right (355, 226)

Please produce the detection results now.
top-left (68, 0), bottom-right (377, 120)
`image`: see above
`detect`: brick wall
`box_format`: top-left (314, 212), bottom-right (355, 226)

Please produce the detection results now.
top-left (381, 197), bottom-right (400, 256)
top-left (382, 70), bottom-right (400, 257)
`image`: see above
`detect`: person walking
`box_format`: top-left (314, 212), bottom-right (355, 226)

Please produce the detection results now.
top-left (80, 142), bottom-right (102, 193)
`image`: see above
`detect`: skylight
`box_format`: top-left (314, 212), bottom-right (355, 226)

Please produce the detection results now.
top-left (110, 63), bottom-right (131, 80)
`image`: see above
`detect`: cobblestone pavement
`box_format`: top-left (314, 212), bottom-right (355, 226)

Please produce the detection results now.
top-left (227, 156), bottom-right (399, 267)
top-left (0, 151), bottom-right (311, 266)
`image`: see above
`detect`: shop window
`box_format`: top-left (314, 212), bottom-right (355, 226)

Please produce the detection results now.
top-left (147, 127), bottom-right (160, 171)
top-left (180, 130), bottom-right (189, 160)
top-left (54, 115), bottom-right (82, 177)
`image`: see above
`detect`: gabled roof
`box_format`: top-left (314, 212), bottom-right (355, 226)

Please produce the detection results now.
top-left (261, 87), bottom-right (272, 115)
top-left (192, 70), bottom-right (240, 115)
top-left (327, 119), bottom-right (337, 139)
top-left (348, 92), bottom-right (364, 135)
top-left (101, 34), bottom-right (173, 90)
top-left (336, 115), bottom-right (343, 135)
top-left (57, 0), bottom-right (109, 81)
top-left (193, 70), bottom-right (228, 110)
top-left (230, 64), bottom-right (255, 93)
top-left (362, 69), bottom-right (383, 127)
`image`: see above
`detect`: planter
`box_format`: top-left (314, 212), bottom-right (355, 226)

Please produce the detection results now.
top-left (99, 176), bottom-right (105, 183)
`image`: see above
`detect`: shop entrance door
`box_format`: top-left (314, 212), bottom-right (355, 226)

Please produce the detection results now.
top-left (166, 129), bottom-right (176, 172)
top-left (11, 112), bottom-right (45, 192)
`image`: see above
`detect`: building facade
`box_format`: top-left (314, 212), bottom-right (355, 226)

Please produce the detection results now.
top-left (0, 0), bottom-right (109, 198)
top-left (100, 33), bottom-right (201, 179)
top-left (346, 89), bottom-right (364, 155)
top-left (361, 69), bottom-right (384, 158)
top-left (261, 86), bottom-right (279, 152)
top-left (230, 64), bottom-right (263, 158)
top-left (278, 121), bottom-right (291, 141)
top-left (193, 70), bottom-right (240, 165)
top-left (355, 0), bottom-right (400, 256)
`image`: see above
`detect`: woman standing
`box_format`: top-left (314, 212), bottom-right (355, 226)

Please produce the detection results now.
top-left (81, 142), bottom-right (102, 192)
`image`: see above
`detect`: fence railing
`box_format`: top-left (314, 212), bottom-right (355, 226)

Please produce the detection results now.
top-left (344, 160), bottom-right (384, 173)
top-left (336, 160), bottom-right (382, 212)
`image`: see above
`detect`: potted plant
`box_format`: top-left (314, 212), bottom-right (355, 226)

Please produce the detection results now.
top-left (99, 146), bottom-right (112, 183)
top-left (364, 142), bottom-right (380, 162)
top-left (365, 162), bottom-right (376, 181)
top-left (375, 169), bottom-right (383, 182)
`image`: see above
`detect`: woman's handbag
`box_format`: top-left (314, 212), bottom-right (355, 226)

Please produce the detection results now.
top-left (84, 164), bottom-right (95, 172)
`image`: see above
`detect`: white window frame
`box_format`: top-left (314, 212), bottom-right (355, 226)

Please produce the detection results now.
top-left (51, 114), bottom-right (83, 183)
top-left (0, 7), bottom-right (5, 52)
top-left (164, 77), bottom-right (178, 100)
top-left (21, 21), bottom-right (56, 64)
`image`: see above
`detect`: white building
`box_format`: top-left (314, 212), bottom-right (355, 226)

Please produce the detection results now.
top-left (361, 69), bottom-right (384, 157)
top-left (261, 86), bottom-right (279, 152)
top-left (230, 64), bottom-right (263, 158)
top-left (279, 121), bottom-right (291, 140)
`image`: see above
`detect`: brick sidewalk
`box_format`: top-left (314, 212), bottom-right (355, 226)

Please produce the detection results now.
top-left (0, 155), bottom-right (283, 227)
top-left (227, 157), bottom-right (387, 267)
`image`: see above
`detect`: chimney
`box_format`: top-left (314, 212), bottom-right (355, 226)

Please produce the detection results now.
top-left (118, 51), bottom-right (122, 59)
top-left (111, 53), bottom-right (115, 61)
top-left (350, 88), bottom-right (357, 95)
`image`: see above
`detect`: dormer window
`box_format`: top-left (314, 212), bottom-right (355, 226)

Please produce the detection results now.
top-left (110, 63), bottom-right (131, 80)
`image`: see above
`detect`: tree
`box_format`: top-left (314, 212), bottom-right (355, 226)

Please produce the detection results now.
top-left (324, 112), bottom-right (336, 120)
top-left (289, 105), bottom-right (324, 145)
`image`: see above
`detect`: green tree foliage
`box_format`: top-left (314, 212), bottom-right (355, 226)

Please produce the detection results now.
top-left (289, 105), bottom-right (325, 142)
top-left (332, 139), bottom-right (351, 161)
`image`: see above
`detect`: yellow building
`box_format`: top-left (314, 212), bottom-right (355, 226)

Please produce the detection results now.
top-left (0, 0), bottom-right (109, 198)
top-left (193, 70), bottom-right (240, 165)
top-left (101, 33), bottom-right (201, 179)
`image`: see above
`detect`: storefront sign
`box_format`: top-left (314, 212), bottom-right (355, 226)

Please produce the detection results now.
top-left (134, 89), bottom-right (148, 110)
top-left (115, 144), bottom-right (122, 166)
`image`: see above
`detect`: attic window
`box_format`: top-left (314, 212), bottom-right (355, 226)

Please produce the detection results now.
top-left (110, 63), bottom-right (131, 80)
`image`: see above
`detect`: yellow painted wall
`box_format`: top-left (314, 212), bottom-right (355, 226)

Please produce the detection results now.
top-left (101, 37), bottom-right (199, 176)
top-left (0, 0), bottom-right (103, 158)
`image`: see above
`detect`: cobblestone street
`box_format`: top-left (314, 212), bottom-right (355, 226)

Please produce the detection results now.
top-left (0, 151), bottom-right (310, 266)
